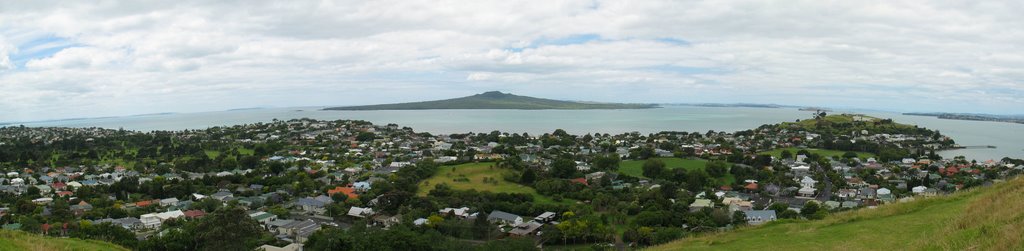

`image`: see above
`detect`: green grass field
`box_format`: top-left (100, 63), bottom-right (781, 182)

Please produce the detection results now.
top-left (759, 147), bottom-right (875, 160)
top-left (619, 158), bottom-right (734, 185)
top-left (649, 177), bottom-right (1024, 250)
top-left (204, 147), bottom-right (254, 159)
top-left (0, 230), bottom-right (129, 251)
top-left (417, 162), bottom-right (570, 205)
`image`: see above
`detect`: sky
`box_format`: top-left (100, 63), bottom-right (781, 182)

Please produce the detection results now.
top-left (1, 0), bottom-right (1023, 122)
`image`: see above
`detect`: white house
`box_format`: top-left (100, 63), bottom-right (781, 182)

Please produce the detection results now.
top-left (487, 210), bottom-right (523, 226)
top-left (912, 186), bottom-right (927, 194)
top-left (877, 188), bottom-right (892, 196)
top-left (160, 198), bottom-right (180, 207)
top-left (800, 176), bottom-right (817, 188)
top-left (439, 207), bottom-right (471, 218)
top-left (798, 186), bottom-right (816, 197)
top-left (347, 207), bottom-right (374, 218)
top-left (140, 210), bottom-right (186, 229)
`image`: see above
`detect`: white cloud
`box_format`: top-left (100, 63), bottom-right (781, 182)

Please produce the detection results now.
top-left (1, 0), bottom-right (1023, 121)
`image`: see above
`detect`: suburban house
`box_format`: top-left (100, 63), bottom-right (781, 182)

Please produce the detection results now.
top-left (211, 190), bottom-right (234, 201)
top-left (249, 211), bottom-right (278, 227)
top-left (183, 209), bottom-right (206, 219)
top-left (327, 186), bottom-right (358, 200)
top-left (70, 201), bottom-right (93, 216)
top-left (140, 210), bottom-right (185, 229)
top-left (257, 243), bottom-right (303, 251)
top-left (294, 197), bottom-right (329, 215)
top-left (745, 210), bottom-right (777, 225)
top-left (487, 210), bottom-right (523, 226)
top-left (534, 212), bottom-right (557, 223)
top-left (689, 199), bottom-right (713, 212)
top-left (159, 198), bottom-right (179, 207)
top-left (438, 207), bottom-right (471, 218)
top-left (347, 207), bottom-right (374, 218)
top-left (508, 221), bottom-right (544, 236)
top-left (276, 220), bottom-right (320, 243)
top-left (93, 217), bottom-right (143, 230)
top-left (372, 214), bottom-right (401, 228)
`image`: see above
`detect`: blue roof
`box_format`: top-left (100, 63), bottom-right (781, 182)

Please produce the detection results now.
top-left (746, 210), bottom-right (777, 219)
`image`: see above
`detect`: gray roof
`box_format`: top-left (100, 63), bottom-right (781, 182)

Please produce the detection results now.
top-left (745, 210), bottom-right (777, 219)
top-left (268, 219), bottom-right (296, 227)
top-left (487, 210), bottom-right (520, 222)
top-left (295, 197), bottom-right (327, 208)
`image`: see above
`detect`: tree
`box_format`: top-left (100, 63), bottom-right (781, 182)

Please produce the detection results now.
top-left (549, 158), bottom-right (577, 178)
top-left (219, 157), bottom-right (239, 170)
top-left (239, 155), bottom-right (260, 169)
top-left (593, 154), bottom-right (621, 171)
top-left (732, 211), bottom-right (748, 226)
top-left (356, 132), bottom-right (376, 142)
top-left (779, 209), bottom-right (800, 219)
top-left (685, 170), bottom-right (711, 191)
top-left (768, 202), bottom-right (789, 214)
top-left (842, 151), bottom-right (859, 159)
top-left (472, 212), bottom-right (492, 240)
top-left (781, 150), bottom-right (793, 160)
top-left (194, 206), bottom-right (266, 250)
top-left (520, 168), bottom-right (536, 185)
top-left (73, 222), bottom-right (138, 248)
top-left (800, 201), bottom-right (825, 220)
top-left (642, 159), bottom-right (666, 179)
top-left (427, 215), bottom-right (444, 226)
top-left (706, 161), bottom-right (729, 178)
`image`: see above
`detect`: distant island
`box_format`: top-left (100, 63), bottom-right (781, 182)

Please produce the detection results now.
top-left (680, 103), bottom-right (784, 108)
top-left (324, 91), bottom-right (659, 110)
top-left (904, 112), bottom-right (1024, 124)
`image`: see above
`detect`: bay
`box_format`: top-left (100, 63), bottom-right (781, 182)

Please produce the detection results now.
top-left (14, 106), bottom-right (1024, 161)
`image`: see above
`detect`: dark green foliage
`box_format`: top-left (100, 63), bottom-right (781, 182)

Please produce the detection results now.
top-left (549, 158), bottom-right (577, 178)
top-left (642, 159), bottom-right (666, 179)
top-left (72, 222), bottom-right (138, 248)
top-left (356, 132), bottom-right (376, 141)
top-left (139, 206), bottom-right (266, 251)
top-left (520, 168), bottom-right (537, 185)
top-left (801, 201), bottom-right (827, 220)
top-left (592, 154), bottom-right (621, 171)
top-left (706, 161), bottom-right (728, 178)
top-left (194, 206), bottom-right (266, 250)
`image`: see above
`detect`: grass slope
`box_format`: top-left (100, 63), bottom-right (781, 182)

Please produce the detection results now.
top-left (649, 177), bottom-right (1024, 251)
top-left (759, 147), bottom-right (876, 160)
top-left (417, 162), bottom-right (569, 205)
top-left (0, 230), bottom-right (129, 251)
top-left (619, 158), bottom-right (735, 185)
top-left (324, 91), bottom-right (658, 110)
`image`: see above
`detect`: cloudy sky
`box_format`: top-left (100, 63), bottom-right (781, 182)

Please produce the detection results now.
top-left (2, 0), bottom-right (1023, 122)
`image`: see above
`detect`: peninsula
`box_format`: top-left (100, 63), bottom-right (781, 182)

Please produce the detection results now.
top-left (904, 112), bottom-right (1024, 124)
top-left (323, 91), bottom-right (659, 110)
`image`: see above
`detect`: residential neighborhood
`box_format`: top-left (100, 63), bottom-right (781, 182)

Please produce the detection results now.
top-left (0, 115), bottom-right (1021, 250)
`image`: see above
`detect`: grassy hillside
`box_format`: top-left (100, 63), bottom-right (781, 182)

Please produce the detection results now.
top-left (758, 147), bottom-right (875, 159)
top-left (619, 158), bottom-right (735, 185)
top-left (324, 91), bottom-right (658, 110)
top-left (649, 177), bottom-right (1024, 251)
top-left (0, 230), bottom-right (129, 251)
top-left (417, 162), bottom-right (570, 205)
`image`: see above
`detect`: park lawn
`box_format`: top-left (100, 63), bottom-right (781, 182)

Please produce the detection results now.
top-left (203, 148), bottom-right (254, 159)
top-left (417, 162), bottom-right (571, 205)
top-left (619, 158), bottom-right (735, 185)
top-left (759, 147), bottom-right (875, 160)
top-left (204, 150), bottom-right (221, 159)
top-left (650, 177), bottom-right (1024, 251)
top-left (0, 230), bottom-right (129, 251)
